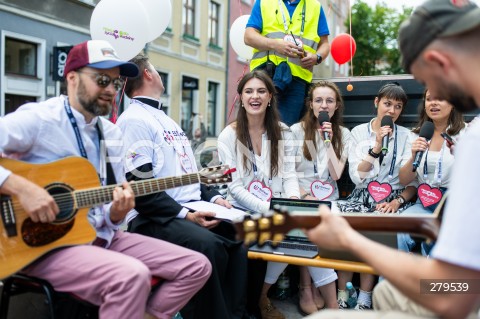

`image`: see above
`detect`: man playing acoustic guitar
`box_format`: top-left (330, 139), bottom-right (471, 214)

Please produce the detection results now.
top-left (0, 40), bottom-right (211, 319)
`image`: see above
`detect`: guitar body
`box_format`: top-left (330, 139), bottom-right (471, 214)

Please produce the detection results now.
top-left (0, 157), bottom-right (98, 279)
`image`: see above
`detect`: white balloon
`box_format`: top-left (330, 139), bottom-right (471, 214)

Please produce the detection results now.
top-left (90, 0), bottom-right (148, 60)
top-left (229, 15), bottom-right (253, 60)
top-left (138, 0), bottom-right (172, 42)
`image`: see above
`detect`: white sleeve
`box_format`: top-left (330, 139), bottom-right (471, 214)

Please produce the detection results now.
top-left (431, 121), bottom-right (480, 270)
top-left (282, 130), bottom-right (300, 198)
top-left (119, 121), bottom-right (164, 174)
top-left (348, 126), bottom-right (377, 185)
top-left (0, 103), bottom-right (42, 155)
top-left (0, 166), bottom-right (12, 187)
top-left (217, 127), bottom-right (270, 214)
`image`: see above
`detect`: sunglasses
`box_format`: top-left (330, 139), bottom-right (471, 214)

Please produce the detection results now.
top-left (77, 70), bottom-right (125, 91)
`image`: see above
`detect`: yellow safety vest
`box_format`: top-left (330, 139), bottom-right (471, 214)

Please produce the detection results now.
top-left (250, 0), bottom-right (321, 83)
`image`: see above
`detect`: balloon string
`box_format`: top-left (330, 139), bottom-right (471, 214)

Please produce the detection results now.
top-left (238, 0), bottom-right (243, 16)
top-left (349, 0), bottom-right (353, 80)
top-left (227, 64), bottom-right (249, 121)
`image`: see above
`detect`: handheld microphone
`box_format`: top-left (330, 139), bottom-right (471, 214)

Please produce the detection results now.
top-left (412, 121), bottom-right (435, 172)
top-left (318, 111), bottom-right (331, 144)
top-left (380, 115), bottom-right (394, 156)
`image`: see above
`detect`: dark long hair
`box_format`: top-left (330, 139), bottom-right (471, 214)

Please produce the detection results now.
top-left (412, 89), bottom-right (465, 135)
top-left (301, 81), bottom-right (345, 160)
top-left (235, 70), bottom-right (282, 177)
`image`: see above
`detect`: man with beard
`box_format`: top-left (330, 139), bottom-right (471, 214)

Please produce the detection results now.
top-left (0, 40), bottom-right (211, 319)
top-left (303, 1), bottom-right (480, 319)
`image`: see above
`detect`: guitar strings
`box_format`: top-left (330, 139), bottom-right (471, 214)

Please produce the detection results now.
top-left (8, 172), bottom-right (226, 211)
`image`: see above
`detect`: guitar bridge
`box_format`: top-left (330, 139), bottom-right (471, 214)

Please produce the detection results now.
top-left (1, 195), bottom-right (17, 237)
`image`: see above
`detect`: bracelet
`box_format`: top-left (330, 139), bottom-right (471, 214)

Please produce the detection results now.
top-left (368, 148), bottom-right (381, 158)
top-left (301, 193), bottom-right (310, 199)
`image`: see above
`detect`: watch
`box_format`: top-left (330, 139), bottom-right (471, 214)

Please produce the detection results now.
top-left (316, 54), bottom-right (323, 65)
top-left (396, 195), bottom-right (406, 205)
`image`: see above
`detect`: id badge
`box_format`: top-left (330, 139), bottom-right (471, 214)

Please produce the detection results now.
top-left (310, 180), bottom-right (334, 200)
top-left (367, 181), bottom-right (392, 203)
top-left (248, 180), bottom-right (273, 202)
top-left (417, 183), bottom-right (443, 208)
top-left (179, 153), bottom-right (194, 173)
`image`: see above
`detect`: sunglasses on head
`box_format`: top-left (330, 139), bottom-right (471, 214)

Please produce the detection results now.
top-left (77, 70), bottom-right (125, 91)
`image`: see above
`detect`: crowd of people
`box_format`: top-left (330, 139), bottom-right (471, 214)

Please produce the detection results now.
top-left (1, 1), bottom-right (480, 319)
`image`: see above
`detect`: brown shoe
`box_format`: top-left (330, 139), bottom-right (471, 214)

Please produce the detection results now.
top-left (259, 296), bottom-right (285, 319)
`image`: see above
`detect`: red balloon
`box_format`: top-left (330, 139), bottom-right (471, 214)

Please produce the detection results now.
top-left (330, 33), bottom-right (356, 65)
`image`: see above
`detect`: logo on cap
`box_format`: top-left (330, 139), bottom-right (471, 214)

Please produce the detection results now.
top-left (101, 48), bottom-right (118, 59)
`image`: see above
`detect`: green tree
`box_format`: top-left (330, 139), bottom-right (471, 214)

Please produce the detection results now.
top-left (346, 1), bottom-right (413, 75)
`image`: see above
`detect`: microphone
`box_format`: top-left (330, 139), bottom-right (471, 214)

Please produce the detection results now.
top-left (318, 111), bottom-right (331, 144)
top-left (412, 121), bottom-right (435, 172)
top-left (380, 115), bottom-right (394, 156)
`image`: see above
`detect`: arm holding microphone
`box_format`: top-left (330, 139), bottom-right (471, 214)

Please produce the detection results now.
top-left (357, 124), bottom-right (393, 174)
top-left (399, 136), bottom-right (430, 185)
top-left (411, 122), bottom-right (435, 172)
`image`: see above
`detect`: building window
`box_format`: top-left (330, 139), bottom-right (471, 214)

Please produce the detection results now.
top-left (181, 89), bottom-right (194, 132)
top-left (207, 82), bottom-right (218, 137)
top-left (4, 94), bottom-right (36, 114)
top-left (183, 0), bottom-right (196, 37)
top-left (5, 38), bottom-right (37, 77)
top-left (208, 1), bottom-right (220, 46)
top-left (158, 71), bottom-right (169, 95)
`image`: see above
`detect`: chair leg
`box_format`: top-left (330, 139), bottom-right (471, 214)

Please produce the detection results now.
top-left (0, 278), bottom-right (14, 319)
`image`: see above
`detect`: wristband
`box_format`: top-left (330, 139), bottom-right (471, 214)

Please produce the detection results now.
top-left (368, 148), bottom-right (381, 158)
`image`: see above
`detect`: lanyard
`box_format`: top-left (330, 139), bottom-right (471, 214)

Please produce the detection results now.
top-left (312, 135), bottom-right (330, 180)
top-left (368, 122), bottom-right (398, 181)
top-left (246, 133), bottom-right (272, 186)
top-left (64, 98), bottom-right (106, 185)
top-left (278, 0), bottom-right (306, 36)
top-left (423, 141), bottom-right (446, 186)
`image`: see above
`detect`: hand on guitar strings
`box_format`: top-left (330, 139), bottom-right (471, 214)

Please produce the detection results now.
top-left (110, 181), bottom-right (135, 223)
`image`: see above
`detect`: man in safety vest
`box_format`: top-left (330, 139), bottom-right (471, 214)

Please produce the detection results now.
top-left (245, 0), bottom-right (330, 126)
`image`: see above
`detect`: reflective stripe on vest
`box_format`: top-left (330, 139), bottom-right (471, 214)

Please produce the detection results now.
top-left (250, 0), bottom-right (321, 82)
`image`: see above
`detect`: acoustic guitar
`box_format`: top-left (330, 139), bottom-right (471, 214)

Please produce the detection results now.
top-left (0, 156), bottom-right (233, 279)
top-left (234, 197), bottom-right (445, 247)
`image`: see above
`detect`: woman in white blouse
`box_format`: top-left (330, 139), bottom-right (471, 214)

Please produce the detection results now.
top-left (290, 81), bottom-right (351, 313)
top-left (398, 89), bottom-right (466, 253)
top-left (337, 83), bottom-right (417, 310)
top-left (217, 70), bottom-right (300, 319)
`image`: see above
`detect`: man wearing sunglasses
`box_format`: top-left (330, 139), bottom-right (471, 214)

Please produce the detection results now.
top-left (0, 40), bottom-right (211, 319)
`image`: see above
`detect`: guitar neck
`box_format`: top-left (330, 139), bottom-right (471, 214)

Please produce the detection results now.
top-left (289, 212), bottom-right (440, 240)
top-left (74, 173), bottom-right (200, 208)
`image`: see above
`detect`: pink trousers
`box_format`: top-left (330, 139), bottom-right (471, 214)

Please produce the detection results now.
top-left (24, 231), bottom-right (212, 319)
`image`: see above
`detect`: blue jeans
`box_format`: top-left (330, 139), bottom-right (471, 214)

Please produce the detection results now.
top-left (276, 77), bottom-right (307, 126)
top-left (397, 202), bottom-right (431, 252)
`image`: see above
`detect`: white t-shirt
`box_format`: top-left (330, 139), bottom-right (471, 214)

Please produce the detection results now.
top-left (0, 166), bottom-right (11, 186)
top-left (217, 124), bottom-right (300, 214)
top-left (410, 127), bottom-right (466, 188)
top-left (290, 122), bottom-right (352, 200)
top-left (431, 117), bottom-right (480, 271)
top-left (117, 99), bottom-right (204, 219)
top-left (348, 119), bottom-right (413, 190)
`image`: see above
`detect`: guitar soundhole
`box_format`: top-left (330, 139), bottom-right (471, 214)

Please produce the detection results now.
top-left (45, 183), bottom-right (76, 223)
top-left (21, 183), bottom-right (77, 247)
